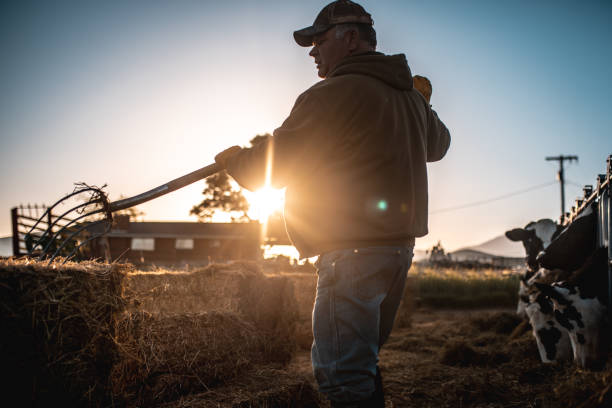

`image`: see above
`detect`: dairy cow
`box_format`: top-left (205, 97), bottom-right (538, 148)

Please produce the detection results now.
top-left (506, 218), bottom-right (564, 271)
top-left (525, 290), bottom-right (572, 363)
top-left (536, 246), bottom-right (609, 369)
top-left (537, 204), bottom-right (597, 272)
top-left (506, 219), bottom-right (564, 318)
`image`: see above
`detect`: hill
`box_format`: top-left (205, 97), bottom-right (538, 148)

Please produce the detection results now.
top-left (454, 235), bottom-right (525, 258)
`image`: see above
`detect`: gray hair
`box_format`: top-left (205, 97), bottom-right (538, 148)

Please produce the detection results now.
top-left (334, 23), bottom-right (377, 48)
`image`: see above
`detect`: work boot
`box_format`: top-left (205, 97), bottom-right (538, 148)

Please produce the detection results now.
top-left (372, 366), bottom-right (385, 407)
top-left (330, 368), bottom-right (385, 408)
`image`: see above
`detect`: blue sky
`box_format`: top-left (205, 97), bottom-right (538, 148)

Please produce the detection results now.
top-left (1, 0), bottom-right (611, 251)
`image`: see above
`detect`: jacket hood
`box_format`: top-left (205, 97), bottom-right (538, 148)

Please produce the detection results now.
top-left (329, 52), bottom-right (413, 90)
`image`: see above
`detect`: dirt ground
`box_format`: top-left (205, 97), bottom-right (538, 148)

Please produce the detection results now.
top-left (288, 308), bottom-right (612, 408)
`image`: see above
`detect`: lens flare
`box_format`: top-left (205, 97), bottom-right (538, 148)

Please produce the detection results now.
top-left (245, 187), bottom-right (285, 222)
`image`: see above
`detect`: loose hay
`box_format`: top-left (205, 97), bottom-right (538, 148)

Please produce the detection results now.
top-left (470, 311), bottom-right (523, 335)
top-left (156, 367), bottom-right (323, 408)
top-left (0, 258), bottom-right (129, 407)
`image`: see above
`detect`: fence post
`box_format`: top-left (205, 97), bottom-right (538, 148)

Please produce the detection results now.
top-left (11, 207), bottom-right (20, 257)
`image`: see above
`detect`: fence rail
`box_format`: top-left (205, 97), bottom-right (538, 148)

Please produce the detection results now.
top-left (10, 204), bottom-right (83, 257)
top-left (561, 155), bottom-right (611, 313)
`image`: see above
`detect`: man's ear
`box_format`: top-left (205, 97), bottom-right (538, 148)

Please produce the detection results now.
top-left (346, 28), bottom-right (360, 51)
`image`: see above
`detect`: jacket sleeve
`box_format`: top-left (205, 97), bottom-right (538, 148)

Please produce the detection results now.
top-left (426, 108), bottom-right (451, 162)
top-left (225, 89), bottom-right (331, 191)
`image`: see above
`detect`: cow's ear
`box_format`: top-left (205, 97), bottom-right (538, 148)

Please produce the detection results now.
top-left (506, 228), bottom-right (528, 242)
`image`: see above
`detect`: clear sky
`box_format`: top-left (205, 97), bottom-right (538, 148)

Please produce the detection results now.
top-left (1, 0), bottom-right (611, 252)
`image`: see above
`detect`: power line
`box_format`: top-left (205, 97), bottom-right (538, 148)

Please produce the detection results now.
top-left (546, 155), bottom-right (578, 217)
top-left (429, 180), bottom-right (558, 215)
top-left (565, 180), bottom-right (584, 188)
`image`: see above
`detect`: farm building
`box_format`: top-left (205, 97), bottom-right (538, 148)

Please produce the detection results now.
top-left (11, 208), bottom-right (292, 264)
top-left (449, 248), bottom-right (524, 268)
top-left (88, 215), bottom-right (263, 263)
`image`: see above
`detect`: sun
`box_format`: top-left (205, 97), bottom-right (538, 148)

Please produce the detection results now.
top-left (244, 186), bottom-right (285, 222)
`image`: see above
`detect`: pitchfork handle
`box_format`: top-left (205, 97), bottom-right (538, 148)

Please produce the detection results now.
top-left (109, 163), bottom-right (221, 212)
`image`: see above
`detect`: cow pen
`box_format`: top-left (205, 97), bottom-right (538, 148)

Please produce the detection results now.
top-left (10, 204), bottom-right (55, 258)
top-left (562, 154), bottom-right (612, 316)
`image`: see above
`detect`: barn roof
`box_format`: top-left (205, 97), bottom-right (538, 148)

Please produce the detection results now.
top-left (89, 220), bottom-right (261, 239)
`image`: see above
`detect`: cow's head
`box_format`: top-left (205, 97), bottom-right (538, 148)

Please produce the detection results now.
top-left (505, 219), bottom-right (562, 270)
top-left (517, 279), bottom-right (530, 318)
top-left (525, 290), bottom-right (572, 363)
top-left (535, 282), bottom-right (608, 370)
top-left (536, 204), bottom-right (597, 271)
top-left (516, 268), bottom-right (539, 317)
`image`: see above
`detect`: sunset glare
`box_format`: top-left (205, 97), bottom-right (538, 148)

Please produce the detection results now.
top-left (244, 187), bottom-right (285, 222)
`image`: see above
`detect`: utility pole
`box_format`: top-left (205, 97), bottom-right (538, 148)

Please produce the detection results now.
top-left (546, 155), bottom-right (578, 218)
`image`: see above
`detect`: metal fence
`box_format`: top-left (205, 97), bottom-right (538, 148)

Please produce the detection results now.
top-left (561, 155), bottom-right (611, 312)
top-left (10, 204), bottom-right (82, 258)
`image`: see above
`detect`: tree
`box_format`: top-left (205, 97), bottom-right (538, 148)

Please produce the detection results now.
top-left (191, 134), bottom-right (272, 222)
top-left (190, 170), bottom-right (251, 222)
top-left (427, 241), bottom-right (450, 264)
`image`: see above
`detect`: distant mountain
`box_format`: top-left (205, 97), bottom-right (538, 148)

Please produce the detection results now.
top-left (453, 235), bottom-right (525, 258)
top-left (0, 236), bottom-right (12, 257)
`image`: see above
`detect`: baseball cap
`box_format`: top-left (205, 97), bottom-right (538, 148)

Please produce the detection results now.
top-left (293, 0), bottom-right (373, 47)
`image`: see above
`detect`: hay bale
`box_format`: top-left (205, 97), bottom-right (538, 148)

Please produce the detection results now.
top-left (124, 261), bottom-right (263, 315)
top-left (126, 262), bottom-right (300, 363)
top-left (0, 258), bottom-right (128, 407)
top-left (237, 274), bottom-right (299, 363)
top-left (111, 311), bottom-right (278, 406)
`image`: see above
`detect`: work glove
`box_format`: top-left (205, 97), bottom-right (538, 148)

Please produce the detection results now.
top-left (413, 75), bottom-right (432, 104)
top-left (215, 145), bottom-right (242, 169)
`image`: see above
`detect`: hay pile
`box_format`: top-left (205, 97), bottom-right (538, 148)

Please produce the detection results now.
top-left (1, 259), bottom-right (307, 406)
top-left (157, 367), bottom-right (322, 408)
top-left (382, 309), bottom-right (612, 407)
top-left (0, 258), bottom-right (129, 407)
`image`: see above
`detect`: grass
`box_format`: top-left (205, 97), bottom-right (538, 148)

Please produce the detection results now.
top-left (408, 264), bottom-right (521, 309)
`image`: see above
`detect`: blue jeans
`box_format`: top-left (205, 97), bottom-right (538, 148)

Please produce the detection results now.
top-left (311, 246), bottom-right (413, 403)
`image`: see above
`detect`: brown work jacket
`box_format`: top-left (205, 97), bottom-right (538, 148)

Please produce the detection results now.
top-left (226, 52), bottom-right (451, 258)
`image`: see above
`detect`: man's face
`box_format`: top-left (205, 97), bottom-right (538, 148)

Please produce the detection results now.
top-left (309, 27), bottom-right (351, 78)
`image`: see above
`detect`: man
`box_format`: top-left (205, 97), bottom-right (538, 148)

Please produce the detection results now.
top-left (215, 1), bottom-right (450, 406)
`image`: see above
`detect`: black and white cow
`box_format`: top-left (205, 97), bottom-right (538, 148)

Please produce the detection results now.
top-left (535, 247), bottom-right (609, 370)
top-left (525, 289), bottom-right (572, 363)
top-left (506, 218), bottom-right (564, 271)
top-left (537, 203), bottom-right (597, 272)
top-left (505, 219), bottom-right (564, 318)
top-left (506, 206), bottom-right (609, 367)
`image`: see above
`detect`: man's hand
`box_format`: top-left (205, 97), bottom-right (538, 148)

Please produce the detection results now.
top-left (413, 75), bottom-right (432, 104)
top-left (215, 145), bottom-right (242, 169)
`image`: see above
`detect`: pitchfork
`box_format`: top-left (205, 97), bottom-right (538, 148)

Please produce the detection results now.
top-left (24, 163), bottom-right (220, 264)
